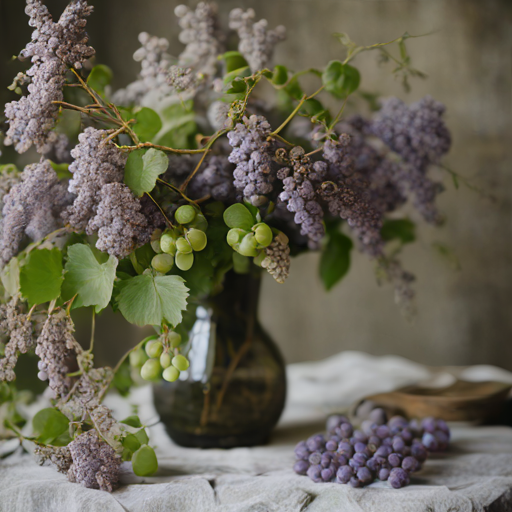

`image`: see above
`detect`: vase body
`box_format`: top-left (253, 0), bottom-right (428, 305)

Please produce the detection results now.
top-left (153, 271), bottom-right (287, 448)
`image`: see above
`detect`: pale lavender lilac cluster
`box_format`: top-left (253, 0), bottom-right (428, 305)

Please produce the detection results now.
top-left (229, 8), bottom-right (286, 72)
top-left (4, 0), bottom-right (94, 154)
top-left (0, 300), bottom-right (35, 382)
top-left (0, 160), bottom-right (70, 266)
top-left (227, 115), bottom-right (277, 207)
top-left (294, 409), bottom-right (450, 489)
top-left (68, 430), bottom-right (121, 492)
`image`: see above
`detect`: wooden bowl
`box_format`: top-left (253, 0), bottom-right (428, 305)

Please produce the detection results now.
top-left (362, 380), bottom-right (512, 423)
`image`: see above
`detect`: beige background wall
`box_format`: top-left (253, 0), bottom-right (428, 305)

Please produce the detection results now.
top-left (1, 0), bottom-right (511, 369)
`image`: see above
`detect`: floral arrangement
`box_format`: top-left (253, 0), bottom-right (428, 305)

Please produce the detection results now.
top-left (0, 0), bottom-right (453, 492)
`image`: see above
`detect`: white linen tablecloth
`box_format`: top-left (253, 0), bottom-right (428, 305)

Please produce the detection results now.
top-left (1, 351), bottom-right (511, 512)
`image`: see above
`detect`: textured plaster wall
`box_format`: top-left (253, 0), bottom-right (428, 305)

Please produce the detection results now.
top-left (1, 0), bottom-right (510, 369)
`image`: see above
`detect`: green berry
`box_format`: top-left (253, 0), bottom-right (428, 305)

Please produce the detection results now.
top-left (145, 340), bottom-right (163, 358)
top-left (151, 253), bottom-right (174, 273)
top-left (160, 353), bottom-right (172, 369)
top-left (227, 228), bottom-right (247, 247)
top-left (189, 213), bottom-right (208, 232)
top-left (168, 331), bottom-right (182, 349)
top-left (175, 205), bottom-right (196, 224)
top-left (150, 240), bottom-right (162, 254)
top-left (162, 366), bottom-right (180, 382)
top-left (172, 354), bottom-right (190, 372)
top-left (160, 233), bottom-right (176, 255)
top-left (187, 228), bottom-right (207, 252)
top-left (129, 348), bottom-right (148, 368)
top-left (176, 237), bottom-right (193, 254)
top-left (238, 233), bottom-right (259, 257)
top-left (175, 251), bottom-right (194, 271)
top-left (140, 359), bottom-right (162, 381)
top-left (254, 223), bottom-right (273, 247)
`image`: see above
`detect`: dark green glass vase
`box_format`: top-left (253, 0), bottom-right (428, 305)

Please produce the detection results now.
top-left (153, 271), bottom-right (287, 448)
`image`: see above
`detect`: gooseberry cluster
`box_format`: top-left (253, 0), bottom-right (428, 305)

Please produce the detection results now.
top-left (293, 410), bottom-right (450, 489)
top-left (150, 205), bottom-right (208, 273)
top-left (129, 333), bottom-right (190, 383)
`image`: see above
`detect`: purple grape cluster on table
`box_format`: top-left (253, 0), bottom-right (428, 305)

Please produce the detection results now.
top-left (293, 409), bottom-right (450, 489)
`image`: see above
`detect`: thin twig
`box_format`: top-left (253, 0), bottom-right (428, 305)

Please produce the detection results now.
top-left (156, 178), bottom-right (199, 206)
top-left (115, 141), bottom-right (206, 154)
top-left (145, 192), bottom-right (174, 227)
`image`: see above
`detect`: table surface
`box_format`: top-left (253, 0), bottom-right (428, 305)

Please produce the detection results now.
top-left (1, 351), bottom-right (511, 512)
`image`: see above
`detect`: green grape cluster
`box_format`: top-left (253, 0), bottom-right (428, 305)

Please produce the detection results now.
top-left (223, 203), bottom-right (274, 263)
top-left (150, 205), bottom-right (208, 272)
top-left (227, 222), bottom-right (273, 257)
top-left (130, 333), bottom-right (190, 383)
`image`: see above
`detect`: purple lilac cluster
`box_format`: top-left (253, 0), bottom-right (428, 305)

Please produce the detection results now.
top-left (321, 137), bottom-right (383, 257)
top-left (188, 155), bottom-right (236, 202)
top-left (227, 115), bottom-right (276, 207)
top-left (369, 96), bottom-right (451, 225)
top-left (293, 409), bottom-right (450, 489)
top-left (277, 146), bottom-right (327, 250)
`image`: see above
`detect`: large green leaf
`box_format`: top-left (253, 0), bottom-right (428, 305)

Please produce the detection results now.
top-left (118, 273), bottom-right (189, 327)
top-left (320, 232), bottom-right (353, 291)
top-left (62, 244), bottom-right (118, 311)
top-left (20, 248), bottom-right (63, 306)
top-left (124, 148), bottom-right (168, 197)
top-left (322, 61), bottom-right (360, 98)
top-left (32, 408), bottom-right (69, 444)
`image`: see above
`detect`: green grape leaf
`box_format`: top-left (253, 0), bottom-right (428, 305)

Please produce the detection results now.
top-left (381, 219), bottom-right (416, 244)
top-left (120, 415), bottom-right (143, 429)
top-left (62, 244), bottom-right (118, 311)
top-left (87, 65), bottom-right (113, 95)
top-left (123, 107), bottom-right (162, 143)
top-left (1, 257), bottom-right (20, 298)
top-left (223, 204), bottom-right (255, 230)
top-left (20, 248), bottom-right (63, 306)
top-left (320, 232), bottom-right (353, 291)
top-left (322, 61), bottom-right (361, 98)
top-left (32, 408), bottom-right (69, 444)
top-left (132, 445), bottom-right (158, 477)
top-left (272, 65), bottom-right (288, 86)
top-left (220, 51), bottom-right (249, 73)
top-left (118, 273), bottom-right (189, 327)
top-left (124, 148), bottom-right (168, 197)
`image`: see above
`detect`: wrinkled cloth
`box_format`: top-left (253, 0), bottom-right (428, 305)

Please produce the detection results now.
top-left (1, 351), bottom-right (511, 512)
